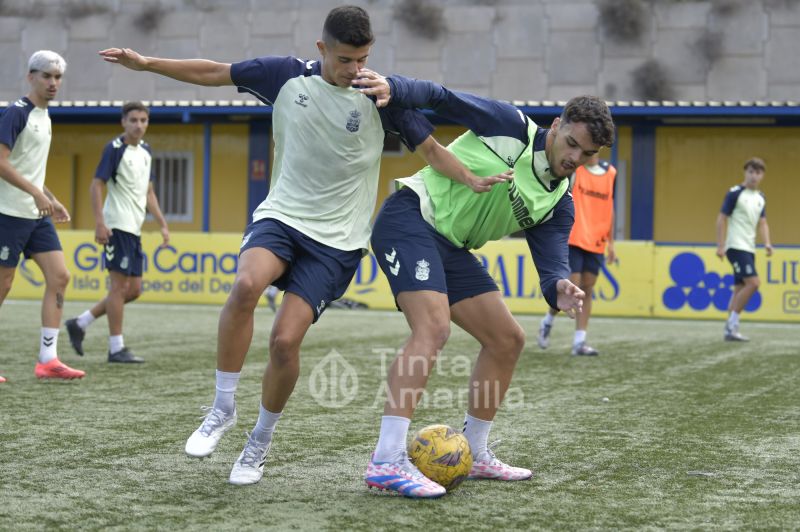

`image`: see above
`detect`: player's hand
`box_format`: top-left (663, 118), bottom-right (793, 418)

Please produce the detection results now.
top-left (353, 69), bottom-right (391, 107)
top-left (556, 279), bottom-right (584, 319)
top-left (606, 245), bottom-right (616, 265)
top-left (98, 48), bottom-right (148, 71)
top-left (467, 170), bottom-right (514, 193)
top-left (33, 190), bottom-right (55, 218)
top-left (716, 246), bottom-right (725, 260)
top-left (51, 199), bottom-right (71, 223)
top-left (765, 243), bottom-right (773, 257)
top-left (159, 226), bottom-right (170, 249)
top-left (95, 223), bottom-right (113, 245)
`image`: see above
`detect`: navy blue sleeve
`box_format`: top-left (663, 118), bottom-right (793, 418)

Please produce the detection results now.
top-left (524, 193), bottom-right (574, 309)
top-left (387, 75), bottom-right (529, 142)
top-left (0, 103), bottom-right (31, 151)
top-left (720, 187), bottom-right (742, 216)
top-left (760, 192), bottom-right (766, 218)
top-left (143, 143), bottom-right (156, 181)
top-left (230, 56), bottom-right (318, 105)
top-left (378, 107), bottom-right (434, 152)
top-left (95, 141), bottom-right (124, 183)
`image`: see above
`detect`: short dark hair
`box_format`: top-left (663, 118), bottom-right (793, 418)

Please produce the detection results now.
top-left (122, 101), bottom-right (149, 118)
top-left (560, 96), bottom-right (615, 148)
top-left (743, 157), bottom-right (766, 172)
top-left (322, 5), bottom-right (373, 47)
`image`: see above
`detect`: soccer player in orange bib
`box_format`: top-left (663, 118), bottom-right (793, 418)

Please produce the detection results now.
top-left (537, 153), bottom-right (616, 356)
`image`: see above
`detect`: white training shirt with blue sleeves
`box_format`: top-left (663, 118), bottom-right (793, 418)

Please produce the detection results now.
top-left (95, 136), bottom-right (154, 236)
top-left (0, 97), bottom-right (52, 219)
top-left (230, 56), bottom-right (434, 251)
top-left (720, 184), bottom-right (766, 254)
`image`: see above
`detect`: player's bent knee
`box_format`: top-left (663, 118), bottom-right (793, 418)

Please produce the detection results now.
top-left (228, 276), bottom-right (264, 308)
top-left (50, 269), bottom-right (70, 289)
top-left (269, 333), bottom-right (301, 367)
top-left (412, 320), bottom-right (450, 351)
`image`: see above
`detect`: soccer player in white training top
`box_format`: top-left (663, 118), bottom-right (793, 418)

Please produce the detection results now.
top-left (0, 50), bottom-right (85, 382)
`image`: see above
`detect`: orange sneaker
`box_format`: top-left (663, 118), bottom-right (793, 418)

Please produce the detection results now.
top-left (34, 359), bottom-right (86, 380)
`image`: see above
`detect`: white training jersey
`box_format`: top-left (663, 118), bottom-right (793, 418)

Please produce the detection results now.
top-left (230, 56), bottom-right (433, 251)
top-left (720, 184), bottom-right (766, 254)
top-left (95, 136), bottom-right (154, 236)
top-left (0, 97), bottom-right (52, 219)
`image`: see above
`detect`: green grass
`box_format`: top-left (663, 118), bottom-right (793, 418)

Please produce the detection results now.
top-left (1, 300), bottom-right (798, 530)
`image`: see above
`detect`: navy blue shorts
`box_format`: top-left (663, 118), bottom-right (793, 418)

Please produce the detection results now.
top-left (568, 245), bottom-right (604, 276)
top-left (104, 229), bottom-right (144, 277)
top-left (0, 212), bottom-right (62, 268)
top-left (370, 187), bottom-right (498, 307)
top-left (726, 248), bottom-right (757, 284)
top-left (240, 218), bottom-right (362, 322)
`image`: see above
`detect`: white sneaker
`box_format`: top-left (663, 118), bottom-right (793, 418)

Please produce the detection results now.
top-left (229, 433), bottom-right (271, 485)
top-left (185, 406), bottom-right (237, 458)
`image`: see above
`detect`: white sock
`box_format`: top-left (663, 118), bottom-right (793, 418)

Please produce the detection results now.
top-left (728, 311), bottom-right (740, 327)
top-left (76, 310), bottom-right (96, 330)
top-left (463, 413), bottom-right (492, 460)
top-left (39, 327), bottom-right (59, 363)
top-left (251, 404), bottom-right (282, 444)
top-left (109, 335), bottom-right (124, 354)
top-left (265, 285), bottom-right (279, 298)
top-left (542, 312), bottom-right (555, 326)
top-left (574, 330), bottom-right (587, 346)
top-left (373, 416), bottom-right (411, 463)
top-left (212, 369), bottom-right (240, 414)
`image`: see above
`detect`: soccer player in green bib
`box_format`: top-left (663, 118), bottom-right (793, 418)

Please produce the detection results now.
top-left (358, 75), bottom-right (615, 493)
top-left (100, 6), bottom-right (509, 494)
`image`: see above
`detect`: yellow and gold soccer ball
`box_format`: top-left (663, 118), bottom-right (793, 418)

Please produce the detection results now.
top-left (408, 424), bottom-right (472, 492)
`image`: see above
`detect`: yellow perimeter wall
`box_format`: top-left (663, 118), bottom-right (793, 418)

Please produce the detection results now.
top-left (654, 126), bottom-right (799, 245)
top-left (47, 123), bottom-right (249, 234)
top-left (9, 233), bottom-right (799, 322)
top-left (47, 122), bottom-right (792, 246)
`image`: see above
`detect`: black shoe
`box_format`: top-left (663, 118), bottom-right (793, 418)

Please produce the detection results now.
top-left (108, 347), bottom-right (145, 363)
top-left (65, 318), bottom-right (85, 356)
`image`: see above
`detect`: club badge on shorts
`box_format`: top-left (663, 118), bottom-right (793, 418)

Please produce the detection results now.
top-left (415, 259), bottom-right (430, 281)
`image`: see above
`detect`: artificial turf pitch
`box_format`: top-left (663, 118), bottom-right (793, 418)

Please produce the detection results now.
top-left (1, 300), bottom-right (798, 530)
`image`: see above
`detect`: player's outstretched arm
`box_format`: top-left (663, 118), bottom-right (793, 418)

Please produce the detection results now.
top-left (416, 136), bottom-right (513, 193)
top-left (99, 48), bottom-right (233, 87)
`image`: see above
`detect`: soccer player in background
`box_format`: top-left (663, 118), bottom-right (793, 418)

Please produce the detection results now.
top-left (65, 102), bottom-right (169, 363)
top-left (537, 153), bottom-right (617, 356)
top-left (0, 50), bottom-right (85, 381)
top-left (716, 157), bottom-right (772, 342)
top-left (357, 73), bottom-right (614, 494)
top-left (99, 5), bottom-right (509, 493)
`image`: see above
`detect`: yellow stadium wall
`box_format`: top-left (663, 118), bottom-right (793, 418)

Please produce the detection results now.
top-left (654, 127), bottom-right (799, 245)
top-left (9, 234), bottom-right (799, 322)
top-left (46, 123), bottom-right (249, 234)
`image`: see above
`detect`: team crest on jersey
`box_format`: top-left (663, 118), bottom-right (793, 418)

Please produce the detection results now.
top-left (346, 110), bottom-right (361, 132)
top-left (120, 256), bottom-right (129, 270)
top-left (0, 246), bottom-right (9, 261)
top-left (415, 259), bottom-right (430, 281)
top-left (295, 93), bottom-right (309, 107)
